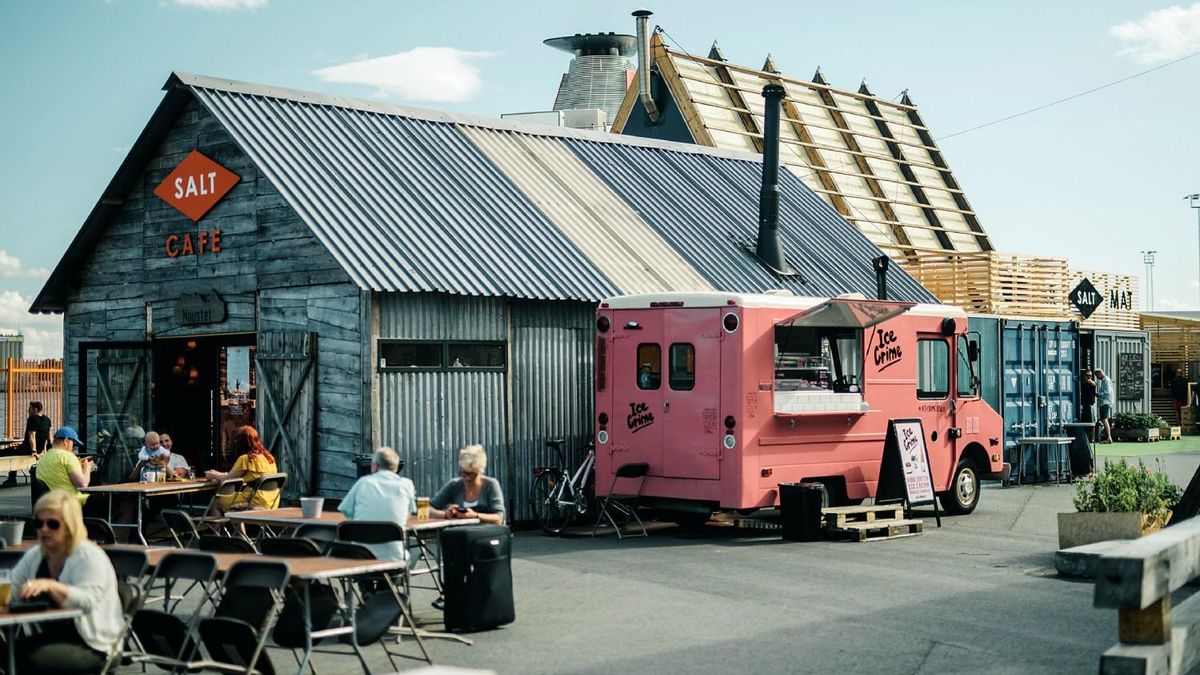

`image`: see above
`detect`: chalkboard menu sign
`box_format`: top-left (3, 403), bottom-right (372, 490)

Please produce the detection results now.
top-left (1117, 352), bottom-right (1145, 401)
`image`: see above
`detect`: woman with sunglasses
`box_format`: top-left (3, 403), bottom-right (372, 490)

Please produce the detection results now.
top-left (430, 444), bottom-right (506, 525)
top-left (8, 490), bottom-right (122, 671)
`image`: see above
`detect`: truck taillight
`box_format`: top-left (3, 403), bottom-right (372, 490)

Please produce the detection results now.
top-left (597, 430), bottom-right (609, 444)
top-left (723, 434), bottom-right (736, 450)
top-left (724, 416), bottom-right (736, 430)
top-left (596, 315), bottom-right (611, 333)
top-left (723, 312), bottom-right (739, 333)
top-left (598, 412), bottom-right (609, 445)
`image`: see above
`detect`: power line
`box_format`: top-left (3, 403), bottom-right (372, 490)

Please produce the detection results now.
top-left (938, 49), bottom-right (1200, 141)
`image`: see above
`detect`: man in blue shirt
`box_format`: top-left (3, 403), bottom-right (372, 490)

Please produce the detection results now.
top-left (1095, 368), bottom-right (1113, 444)
top-left (338, 447), bottom-right (415, 561)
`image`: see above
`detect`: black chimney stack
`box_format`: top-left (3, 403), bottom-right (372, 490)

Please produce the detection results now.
top-left (873, 255), bottom-right (889, 300)
top-left (756, 84), bottom-right (791, 274)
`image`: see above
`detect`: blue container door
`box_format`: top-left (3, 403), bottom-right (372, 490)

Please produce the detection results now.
top-left (1001, 321), bottom-right (1078, 479)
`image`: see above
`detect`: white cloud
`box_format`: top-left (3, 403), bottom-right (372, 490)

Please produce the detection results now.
top-left (167, 0), bottom-right (267, 11)
top-left (0, 251), bottom-right (49, 279)
top-left (1111, 3), bottom-right (1200, 63)
top-left (0, 291), bottom-right (62, 360)
top-left (312, 47), bottom-right (496, 103)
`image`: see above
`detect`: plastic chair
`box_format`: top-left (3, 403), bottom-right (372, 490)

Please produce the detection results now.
top-left (197, 560), bottom-right (291, 675)
top-left (592, 463), bottom-right (650, 539)
top-left (260, 537), bottom-right (323, 557)
top-left (104, 547), bottom-right (149, 583)
top-left (198, 534), bottom-right (256, 554)
top-left (130, 551), bottom-right (220, 670)
top-left (84, 517), bottom-right (117, 545)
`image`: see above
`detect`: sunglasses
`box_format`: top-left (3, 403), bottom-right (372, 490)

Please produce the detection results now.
top-left (460, 471), bottom-right (479, 479)
top-left (33, 518), bottom-right (61, 531)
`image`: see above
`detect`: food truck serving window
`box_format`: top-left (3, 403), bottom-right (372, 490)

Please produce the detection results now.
top-left (637, 344), bottom-right (661, 390)
top-left (774, 326), bottom-right (862, 392)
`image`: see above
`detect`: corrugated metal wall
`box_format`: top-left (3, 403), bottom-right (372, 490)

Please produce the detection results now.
top-left (509, 300), bottom-right (594, 522)
top-left (377, 293), bottom-right (509, 499)
top-left (1087, 329), bottom-right (1150, 415)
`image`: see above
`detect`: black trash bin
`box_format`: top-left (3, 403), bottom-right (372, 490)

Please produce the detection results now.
top-left (778, 482), bottom-right (826, 542)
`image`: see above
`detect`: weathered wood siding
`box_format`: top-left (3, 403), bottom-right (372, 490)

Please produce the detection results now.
top-left (61, 97), bottom-right (366, 495)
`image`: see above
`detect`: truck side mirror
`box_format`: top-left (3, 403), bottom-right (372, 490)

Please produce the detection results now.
top-left (968, 339), bottom-right (979, 363)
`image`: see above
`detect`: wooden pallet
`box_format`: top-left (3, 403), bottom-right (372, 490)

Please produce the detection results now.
top-left (821, 505), bottom-right (905, 529)
top-left (829, 518), bottom-right (924, 542)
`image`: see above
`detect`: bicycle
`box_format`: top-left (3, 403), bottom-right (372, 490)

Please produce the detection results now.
top-left (531, 438), bottom-right (595, 535)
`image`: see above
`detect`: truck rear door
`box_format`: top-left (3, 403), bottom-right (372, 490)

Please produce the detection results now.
top-left (610, 310), bottom-right (664, 474)
top-left (660, 308), bottom-right (722, 480)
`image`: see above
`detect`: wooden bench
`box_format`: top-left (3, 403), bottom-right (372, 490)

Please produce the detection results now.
top-left (1094, 515), bottom-right (1200, 673)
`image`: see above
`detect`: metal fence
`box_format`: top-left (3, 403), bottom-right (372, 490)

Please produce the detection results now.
top-left (4, 358), bottom-right (63, 439)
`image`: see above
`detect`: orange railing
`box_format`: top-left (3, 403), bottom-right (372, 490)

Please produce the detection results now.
top-left (4, 358), bottom-right (63, 440)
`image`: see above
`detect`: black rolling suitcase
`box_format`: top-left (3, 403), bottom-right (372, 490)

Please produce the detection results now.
top-left (440, 524), bottom-right (514, 631)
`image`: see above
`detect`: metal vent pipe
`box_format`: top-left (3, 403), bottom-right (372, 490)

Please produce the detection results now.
top-left (632, 8), bottom-right (660, 123)
top-left (756, 83), bottom-right (789, 273)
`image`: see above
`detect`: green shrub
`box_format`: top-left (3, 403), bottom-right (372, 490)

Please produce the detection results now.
top-left (1111, 412), bottom-right (1167, 431)
top-left (1073, 459), bottom-right (1182, 528)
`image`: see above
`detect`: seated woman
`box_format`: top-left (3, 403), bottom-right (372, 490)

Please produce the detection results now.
top-left (10, 490), bottom-right (123, 672)
top-left (430, 444), bottom-right (506, 525)
top-left (204, 426), bottom-right (280, 515)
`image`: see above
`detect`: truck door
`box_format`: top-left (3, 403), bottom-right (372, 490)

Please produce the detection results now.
top-left (915, 334), bottom-right (956, 490)
top-left (660, 308), bottom-right (722, 480)
top-left (610, 311), bottom-right (664, 475)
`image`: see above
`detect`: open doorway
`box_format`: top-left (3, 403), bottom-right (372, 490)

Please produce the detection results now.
top-left (153, 333), bottom-right (256, 473)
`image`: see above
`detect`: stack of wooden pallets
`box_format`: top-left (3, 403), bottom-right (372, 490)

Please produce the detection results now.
top-left (822, 505), bottom-right (923, 542)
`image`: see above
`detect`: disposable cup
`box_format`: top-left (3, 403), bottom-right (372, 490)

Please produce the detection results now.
top-left (0, 521), bottom-right (24, 546)
top-left (416, 497), bottom-right (431, 522)
top-left (300, 497), bottom-right (324, 519)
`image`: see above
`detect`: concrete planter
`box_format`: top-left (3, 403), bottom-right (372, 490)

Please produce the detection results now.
top-left (1057, 511), bottom-right (1160, 550)
top-left (1159, 425), bottom-right (1182, 440)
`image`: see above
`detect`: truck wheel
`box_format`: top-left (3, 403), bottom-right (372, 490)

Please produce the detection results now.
top-left (941, 460), bottom-right (980, 515)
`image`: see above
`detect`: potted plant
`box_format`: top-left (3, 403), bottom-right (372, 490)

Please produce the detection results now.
top-left (1110, 412), bottom-right (1165, 442)
top-left (1058, 459), bottom-right (1182, 549)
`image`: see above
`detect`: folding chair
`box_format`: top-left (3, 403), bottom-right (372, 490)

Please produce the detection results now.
top-left (592, 462), bottom-right (650, 539)
top-left (100, 548), bottom-right (149, 675)
top-left (191, 477), bottom-right (244, 535)
top-left (0, 550), bottom-right (23, 570)
top-left (295, 523), bottom-right (338, 553)
top-left (230, 473), bottom-right (287, 512)
top-left (198, 534), bottom-right (256, 554)
top-left (84, 517), bottom-right (117, 545)
top-left (160, 508), bottom-right (203, 548)
top-left (129, 551), bottom-right (221, 671)
top-left (260, 537), bottom-right (323, 557)
top-left (196, 560), bottom-right (291, 675)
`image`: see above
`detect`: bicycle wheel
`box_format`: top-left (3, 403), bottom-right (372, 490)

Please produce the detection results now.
top-left (534, 470), bottom-right (574, 535)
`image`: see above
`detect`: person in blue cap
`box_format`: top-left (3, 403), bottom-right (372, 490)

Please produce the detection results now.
top-left (36, 427), bottom-right (94, 506)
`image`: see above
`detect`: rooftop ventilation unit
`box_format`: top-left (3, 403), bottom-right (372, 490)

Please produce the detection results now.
top-left (544, 32), bottom-right (636, 125)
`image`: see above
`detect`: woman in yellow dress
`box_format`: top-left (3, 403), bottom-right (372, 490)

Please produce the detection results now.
top-left (205, 426), bottom-right (280, 515)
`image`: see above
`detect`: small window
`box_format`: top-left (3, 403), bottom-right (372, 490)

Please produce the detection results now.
top-left (379, 341), bottom-right (443, 370)
top-left (448, 342), bottom-right (506, 370)
top-left (917, 339), bottom-right (949, 399)
top-left (957, 335), bottom-right (977, 398)
top-left (669, 343), bottom-right (695, 391)
top-left (637, 343), bottom-right (661, 390)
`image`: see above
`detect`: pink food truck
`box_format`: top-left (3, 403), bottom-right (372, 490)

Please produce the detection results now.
top-left (593, 291), bottom-right (1008, 522)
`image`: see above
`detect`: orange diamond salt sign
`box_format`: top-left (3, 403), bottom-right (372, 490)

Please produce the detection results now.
top-left (153, 150), bottom-right (240, 222)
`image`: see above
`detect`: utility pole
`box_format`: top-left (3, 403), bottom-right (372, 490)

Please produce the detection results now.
top-left (1141, 250), bottom-right (1157, 310)
top-left (1187, 194), bottom-right (1200, 308)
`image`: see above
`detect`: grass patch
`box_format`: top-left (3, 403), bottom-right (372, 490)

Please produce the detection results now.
top-left (1096, 435), bottom-right (1200, 457)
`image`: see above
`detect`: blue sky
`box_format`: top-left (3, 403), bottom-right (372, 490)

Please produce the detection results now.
top-left (2, 0), bottom-right (1199, 357)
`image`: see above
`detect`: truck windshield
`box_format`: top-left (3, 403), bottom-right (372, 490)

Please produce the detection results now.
top-left (774, 326), bottom-right (862, 393)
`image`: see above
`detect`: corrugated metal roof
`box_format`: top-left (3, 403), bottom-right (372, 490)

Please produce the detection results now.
top-left (191, 86), bottom-right (617, 301)
top-left (461, 127), bottom-right (714, 295)
top-left (566, 138), bottom-right (935, 301)
top-left (34, 71), bottom-right (938, 312)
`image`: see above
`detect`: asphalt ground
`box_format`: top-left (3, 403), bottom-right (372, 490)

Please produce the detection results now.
top-left (0, 444), bottom-right (1195, 674)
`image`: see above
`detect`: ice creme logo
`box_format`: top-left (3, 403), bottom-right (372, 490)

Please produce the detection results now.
top-left (153, 150), bottom-right (240, 222)
top-left (872, 328), bottom-right (903, 372)
top-left (627, 402), bottom-right (655, 434)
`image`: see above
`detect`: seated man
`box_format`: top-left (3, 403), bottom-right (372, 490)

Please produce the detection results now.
top-left (337, 447), bottom-right (415, 561)
top-left (131, 432), bottom-right (189, 481)
top-left (35, 426), bottom-right (94, 509)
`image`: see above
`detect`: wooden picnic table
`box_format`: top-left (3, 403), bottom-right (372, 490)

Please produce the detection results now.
top-left (225, 507), bottom-right (479, 533)
top-left (81, 479), bottom-right (218, 545)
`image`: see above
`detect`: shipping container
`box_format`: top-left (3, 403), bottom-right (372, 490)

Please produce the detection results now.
top-left (968, 316), bottom-right (1078, 479)
top-left (1078, 329), bottom-right (1150, 416)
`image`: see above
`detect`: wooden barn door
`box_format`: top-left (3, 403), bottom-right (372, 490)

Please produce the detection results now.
top-left (256, 331), bottom-right (316, 500)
